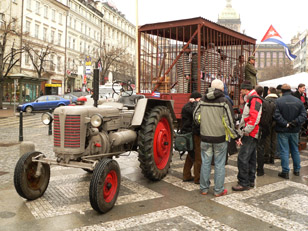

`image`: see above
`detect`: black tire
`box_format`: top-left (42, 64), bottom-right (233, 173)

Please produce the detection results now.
top-left (138, 106), bottom-right (173, 180)
top-left (14, 151), bottom-right (50, 200)
top-left (25, 106), bottom-right (33, 113)
top-left (89, 158), bottom-right (121, 213)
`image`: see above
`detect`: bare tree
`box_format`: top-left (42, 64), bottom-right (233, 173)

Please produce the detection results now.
top-left (0, 17), bottom-right (23, 109)
top-left (258, 60), bottom-right (295, 81)
top-left (98, 42), bottom-right (131, 84)
top-left (24, 42), bottom-right (55, 79)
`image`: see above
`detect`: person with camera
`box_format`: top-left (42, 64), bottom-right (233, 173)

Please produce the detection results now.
top-left (274, 84), bottom-right (306, 179)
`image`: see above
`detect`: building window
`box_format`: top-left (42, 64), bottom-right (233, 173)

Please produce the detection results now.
top-left (80, 41), bottom-right (83, 52)
top-left (81, 22), bottom-right (83, 33)
top-left (74, 19), bottom-right (76, 30)
top-left (52, 9), bottom-right (56, 21)
top-left (68, 36), bottom-right (71, 48)
top-left (43, 27), bottom-right (47, 41)
top-left (58, 13), bottom-right (62, 25)
top-left (35, 24), bottom-right (39, 38)
top-left (44, 5), bottom-right (48, 18)
top-left (51, 30), bottom-right (55, 43)
top-left (73, 39), bottom-right (75, 50)
top-left (27, 0), bottom-right (32, 10)
top-left (57, 56), bottom-right (61, 71)
top-left (25, 21), bottom-right (31, 33)
top-left (50, 54), bottom-right (55, 71)
top-left (35, 1), bottom-right (40, 15)
top-left (25, 53), bottom-right (30, 65)
top-left (58, 33), bottom-right (62, 45)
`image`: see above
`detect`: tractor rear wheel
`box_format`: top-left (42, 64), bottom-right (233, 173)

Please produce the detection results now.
top-left (89, 158), bottom-right (120, 213)
top-left (138, 106), bottom-right (173, 180)
top-left (14, 151), bottom-right (50, 200)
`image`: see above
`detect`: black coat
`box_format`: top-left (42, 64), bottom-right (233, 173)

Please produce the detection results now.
top-left (274, 91), bottom-right (307, 133)
top-left (181, 101), bottom-right (200, 135)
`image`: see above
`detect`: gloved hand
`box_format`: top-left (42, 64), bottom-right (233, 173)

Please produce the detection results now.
top-left (287, 120), bottom-right (298, 128)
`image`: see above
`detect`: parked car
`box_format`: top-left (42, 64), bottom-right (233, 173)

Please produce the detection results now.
top-left (61, 94), bottom-right (78, 104)
top-left (17, 95), bottom-right (70, 113)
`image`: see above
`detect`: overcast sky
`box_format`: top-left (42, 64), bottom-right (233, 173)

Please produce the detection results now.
top-left (110, 0), bottom-right (307, 44)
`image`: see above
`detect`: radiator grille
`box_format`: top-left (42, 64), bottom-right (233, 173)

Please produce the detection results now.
top-left (64, 115), bottom-right (81, 148)
top-left (53, 114), bottom-right (60, 147)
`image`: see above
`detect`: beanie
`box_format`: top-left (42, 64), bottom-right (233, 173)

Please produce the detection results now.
top-left (240, 81), bottom-right (253, 90)
top-left (190, 91), bottom-right (202, 99)
top-left (211, 79), bottom-right (224, 90)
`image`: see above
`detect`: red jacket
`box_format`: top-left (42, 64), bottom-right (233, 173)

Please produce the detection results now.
top-left (239, 90), bottom-right (262, 139)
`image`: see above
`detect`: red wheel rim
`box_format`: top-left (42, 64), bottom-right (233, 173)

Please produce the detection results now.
top-left (153, 117), bottom-right (172, 169)
top-left (103, 170), bottom-right (118, 203)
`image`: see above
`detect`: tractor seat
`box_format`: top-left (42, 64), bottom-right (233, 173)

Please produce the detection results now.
top-left (118, 95), bottom-right (145, 109)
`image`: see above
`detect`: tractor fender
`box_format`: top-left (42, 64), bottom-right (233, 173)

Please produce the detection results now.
top-left (131, 98), bottom-right (176, 127)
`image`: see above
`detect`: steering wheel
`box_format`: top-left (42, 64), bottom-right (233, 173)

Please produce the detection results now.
top-left (112, 81), bottom-right (133, 97)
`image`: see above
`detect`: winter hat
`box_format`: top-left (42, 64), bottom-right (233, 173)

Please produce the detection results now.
top-left (240, 81), bottom-right (253, 90)
top-left (211, 79), bottom-right (224, 90)
top-left (190, 91), bottom-right (202, 99)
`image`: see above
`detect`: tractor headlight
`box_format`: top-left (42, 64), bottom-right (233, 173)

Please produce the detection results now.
top-left (41, 112), bottom-right (53, 125)
top-left (90, 114), bottom-right (103, 127)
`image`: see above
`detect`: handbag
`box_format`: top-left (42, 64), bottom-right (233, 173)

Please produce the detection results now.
top-left (174, 132), bottom-right (194, 152)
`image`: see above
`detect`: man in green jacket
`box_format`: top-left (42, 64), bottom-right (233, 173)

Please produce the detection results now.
top-left (194, 79), bottom-right (239, 197)
top-left (245, 56), bottom-right (257, 88)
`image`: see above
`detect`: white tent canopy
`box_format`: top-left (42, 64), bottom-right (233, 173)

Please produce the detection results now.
top-left (258, 72), bottom-right (308, 91)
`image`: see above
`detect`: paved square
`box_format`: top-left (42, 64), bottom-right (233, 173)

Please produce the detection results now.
top-left (67, 206), bottom-right (237, 231)
top-left (26, 173), bottom-right (163, 219)
top-left (213, 181), bottom-right (308, 231)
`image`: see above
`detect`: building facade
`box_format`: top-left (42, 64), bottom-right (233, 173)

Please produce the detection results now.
top-left (1, 0), bottom-right (136, 104)
top-left (291, 30), bottom-right (308, 73)
top-left (217, 0), bottom-right (241, 33)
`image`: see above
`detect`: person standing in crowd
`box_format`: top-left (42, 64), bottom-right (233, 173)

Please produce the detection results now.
top-left (255, 86), bottom-right (276, 176)
top-left (204, 43), bottom-right (220, 82)
top-left (177, 45), bottom-right (192, 93)
top-left (232, 81), bottom-right (262, 191)
top-left (181, 92), bottom-right (202, 183)
top-left (245, 56), bottom-right (257, 88)
top-left (293, 83), bottom-right (307, 107)
top-left (194, 79), bottom-right (239, 197)
top-left (233, 55), bottom-right (245, 82)
top-left (274, 84), bottom-right (306, 179)
top-left (264, 87), bottom-right (279, 164)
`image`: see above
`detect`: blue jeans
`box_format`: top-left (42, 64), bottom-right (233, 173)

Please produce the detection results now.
top-left (237, 136), bottom-right (257, 187)
top-left (200, 141), bottom-right (227, 195)
top-left (277, 133), bottom-right (301, 173)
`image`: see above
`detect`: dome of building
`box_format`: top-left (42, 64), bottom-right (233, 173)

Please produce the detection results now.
top-left (218, 0), bottom-right (240, 20)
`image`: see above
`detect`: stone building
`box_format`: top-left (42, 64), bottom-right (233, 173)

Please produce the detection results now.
top-left (291, 30), bottom-right (308, 73)
top-left (217, 0), bottom-right (241, 33)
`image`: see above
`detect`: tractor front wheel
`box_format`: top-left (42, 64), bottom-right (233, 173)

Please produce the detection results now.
top-left (89, 158), bottom-right (120, 213)
top-left (138, 106), bottom-right (173, 180)
top-left (14, 151), bottom-right (50, 200)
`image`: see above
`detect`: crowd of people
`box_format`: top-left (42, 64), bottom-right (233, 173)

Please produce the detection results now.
top-left (179, 77), bottom-right (307, 197)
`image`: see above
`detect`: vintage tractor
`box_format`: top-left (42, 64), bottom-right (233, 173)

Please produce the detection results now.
top-left (13, 81), bottom-right (175, 213)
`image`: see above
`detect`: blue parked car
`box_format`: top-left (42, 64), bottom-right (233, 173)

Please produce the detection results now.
top-left (61, 94), bottom-right (78, 104)
top-left (17, 95), bottom-right (70, 113)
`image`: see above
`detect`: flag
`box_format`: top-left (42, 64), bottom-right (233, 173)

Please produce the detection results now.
top-left (261, 25), bottom-right (297, 61)
top-left (151, 91), bottom-right (161, 98)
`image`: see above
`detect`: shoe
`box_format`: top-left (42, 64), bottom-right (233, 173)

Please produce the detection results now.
top-left (201, 191), bottom-right (208, 195)
top-left (293, 171), bottom-right (300, 176)
top-left (250, 182), bottom-right (255, 187)
top-left (269, 159), bottom-right (275, 164)
top-left (257, 171), bottom-right (264, 176)
top-left (278, 172), bottom-right (289, 179)
top-left (183, 177), bottom-right (194, 182)
top-left (215, 189), bottom-right (227, 197)
top-left (232, 184), bottom-right (250, 191)
top-left (194, 181), bottom-right (200, 184)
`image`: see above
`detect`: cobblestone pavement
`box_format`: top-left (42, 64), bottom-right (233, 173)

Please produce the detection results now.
top-left (0, 114), bottom-right (308, 231)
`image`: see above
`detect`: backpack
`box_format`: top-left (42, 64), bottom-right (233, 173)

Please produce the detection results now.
top-left (248, 95), bottom-right (275, 136)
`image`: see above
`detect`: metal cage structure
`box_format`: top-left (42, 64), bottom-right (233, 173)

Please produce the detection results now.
top-left (137, 17), bottom-right (256, 119)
